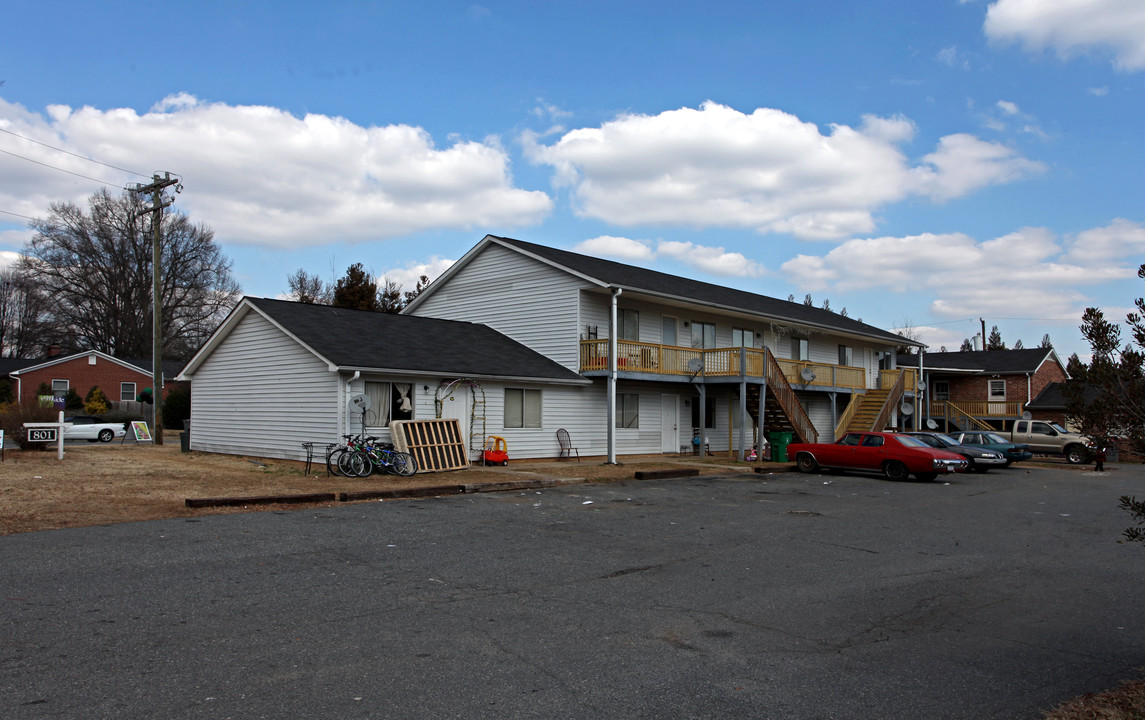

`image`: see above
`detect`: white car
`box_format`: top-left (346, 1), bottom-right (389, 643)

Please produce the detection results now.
top-left (64, 416), bottom-right (128, 443)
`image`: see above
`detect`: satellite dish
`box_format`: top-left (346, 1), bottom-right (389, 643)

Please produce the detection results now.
top-left (800, 367), bottom-right (816, 383)
top-left (900, 401), bottom-right (914, 416)
top-left (687, 358), bottom-right (704, 373)
top-left (926, 419), bottom-right (938, 430)
top-left (349, 393), bottom-right (372, 414)
top-left (1021, 411), bottom-right (1032, 420)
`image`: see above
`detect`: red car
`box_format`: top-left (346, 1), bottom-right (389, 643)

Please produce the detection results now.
top-left (788, 431), bottom-right (970, 482)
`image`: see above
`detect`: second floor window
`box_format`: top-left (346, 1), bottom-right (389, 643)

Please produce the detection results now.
top-left (618, 309), bottom-right (639, 341)
top-left (791, 337), bottom-right (809, 361)
top-left (838, 345), bottom-right (853, 366)
top-left (988, 379), bottom-right (1006, 400)
top-left (732, 328), bottom-right (754, 348)
top-left (692, 321), bottom-right (716, 349)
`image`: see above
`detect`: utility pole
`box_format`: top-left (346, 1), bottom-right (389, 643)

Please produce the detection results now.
top-left (130, 172), bottom-right (180, 445)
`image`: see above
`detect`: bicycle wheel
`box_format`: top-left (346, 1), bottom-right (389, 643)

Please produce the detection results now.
top-left (394, 452), bottom-right (417, 477)
top-left (350, 450), bottom-right (373, 477)
top-left (327, 447), bottom-right (348, 476)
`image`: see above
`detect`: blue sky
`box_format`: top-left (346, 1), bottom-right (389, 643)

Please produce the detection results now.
top-left (2, 0), bottom-right (1144, 360)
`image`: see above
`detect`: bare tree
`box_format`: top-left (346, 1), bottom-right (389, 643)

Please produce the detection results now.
top-left (286, 268), bottom-right (332, 304)
top-left (23, 188), bottom-right (240, 361)
top-left (0, 266), bottom-right (55, 357)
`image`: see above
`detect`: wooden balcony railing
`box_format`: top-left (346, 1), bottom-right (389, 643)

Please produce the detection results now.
top-left (927, 401), bottom-right (1023, 425)
top-left (879, 368), bottom-right (918, 391)
top-left (579, 339), bottom-right (868, 389)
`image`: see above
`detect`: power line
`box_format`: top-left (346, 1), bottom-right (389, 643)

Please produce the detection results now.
top-left (0, 208), bottom-right (37, 221)
top-left (0, 146), bottom-right (127, 188)
top-left (0, 126), bottom-right (147, 178)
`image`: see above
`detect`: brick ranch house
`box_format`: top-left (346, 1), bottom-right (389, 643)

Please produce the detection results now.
top-left (897, 348), bottom-right (1069, 432)
top-left (7, 349), bottom-right (184, 408)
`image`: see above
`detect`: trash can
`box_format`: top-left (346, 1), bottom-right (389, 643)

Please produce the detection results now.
top-left (180, 419), bottom-right (190, 453)
top-left (769, 431), bottom-right (794, 462)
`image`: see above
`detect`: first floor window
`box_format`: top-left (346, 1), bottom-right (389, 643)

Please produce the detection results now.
top-left (363, 381), bottom-right (415, 427)
top-left (121, 382), bottom-right (136, 402)
top-left (505, 388), bottom-right (542, 428)
top-left (933, 381), bottom-right (949, 402)
top-left (616, 393), bottom-right (639, 428)
top-left (51, 379), bottom-right (69, 394)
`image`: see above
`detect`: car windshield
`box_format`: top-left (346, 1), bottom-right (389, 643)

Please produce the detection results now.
top-left (984, 433), bottom-right (1009, 444)
top-left (894, 435), bottom-right (929, 448)
top-left (931, 433), bottom-right (959, 445)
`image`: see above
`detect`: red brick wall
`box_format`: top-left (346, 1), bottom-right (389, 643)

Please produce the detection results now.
top-left (939, 360), bottom-right (1067, 409)
top-left (14, 355), bottom-right (164, 405)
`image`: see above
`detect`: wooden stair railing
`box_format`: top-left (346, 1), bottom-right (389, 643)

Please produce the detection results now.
top-left (763, 349), bottom-right (818, 444)
top-left (945, 403), bottom-right (995, 431)
top-left (869, 369), bottom-right (906, 432)
top-left (834, 392), bottom-right (865, 439)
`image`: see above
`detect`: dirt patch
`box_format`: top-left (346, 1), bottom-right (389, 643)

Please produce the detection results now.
top-left (0, 440), bottom-right (755, 535)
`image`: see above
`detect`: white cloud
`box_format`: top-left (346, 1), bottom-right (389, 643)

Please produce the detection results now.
top-left (573, 235), bottom-right (764, 278)
top-left (0, 250), bottom-right (22, 270)
top-left (780, 225), bottom-right (1131, 321)
top-left (1061, 217), bottom-right (1145, 266)
top-left (379, 256), bottom-right (456, 290)
top-left (574, 236), bottom-right (654, 261)
top-left (0, 96), bottom-right (553, 249)
top-left (985, 0), bottom-right (1145, 71)
top-left (525, 102), bottom-right (1043, 240)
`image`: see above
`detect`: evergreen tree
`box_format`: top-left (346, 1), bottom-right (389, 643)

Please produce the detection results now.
top-left (986, 325), bottom-right (1006, 350)
top-left (378, 278), bottom-right (404, 313)
top-left (803, 294), bottom-right (813, 307)
top-left (1040, 333), bottom-right (1054, 349)
top-left (960, 338), bottom-right (974, 352)
top-left (332, 263), bottom-right (379, 312)
top-left (84, 385), bottom-right (110, 415)
top-left (1013, 339), bottom-right (1024, 350)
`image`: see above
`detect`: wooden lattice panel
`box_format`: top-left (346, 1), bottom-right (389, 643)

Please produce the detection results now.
top-left (390, 419), bottom-right (470, 472)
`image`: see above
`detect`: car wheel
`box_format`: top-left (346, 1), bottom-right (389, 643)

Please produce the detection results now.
top-left (98, 429), bottom-right (114, 443)
top-left (883, 461), bottom-right (909, 481)
top-left (1065, 445), bottom-right (1087, 465)
top-left (796, 453), bottom-right (818, 473)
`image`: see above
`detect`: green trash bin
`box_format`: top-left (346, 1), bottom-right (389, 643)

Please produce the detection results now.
top-left (769, 431), bottom-right (794, 463)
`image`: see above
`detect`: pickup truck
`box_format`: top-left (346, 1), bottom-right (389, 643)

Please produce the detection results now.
top-left (1009, 420), bottom-right (1091, 464)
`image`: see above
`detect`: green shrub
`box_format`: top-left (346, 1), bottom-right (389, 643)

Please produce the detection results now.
top-left (1, 402), bottom-right (63, 450)
top-left (64, 388), bottom-right (83, 410)
top-left (162, 385), bottom-right (191, 429)
top-left (84, 386), bottom-right (110, 415)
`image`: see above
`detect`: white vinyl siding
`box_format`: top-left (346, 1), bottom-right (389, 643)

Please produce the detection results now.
top-left (188, 311), bottom-right (340, 462)
top-left (409, 243), bottom-right (586, 370)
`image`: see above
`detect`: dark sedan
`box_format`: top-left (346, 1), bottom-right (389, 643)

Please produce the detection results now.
top-left (904, 431), bottom-right (1007, 472)
top-left (949, 431), bottom-right (1033, 466)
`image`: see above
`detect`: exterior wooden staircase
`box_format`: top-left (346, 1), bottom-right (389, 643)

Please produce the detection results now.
top-left (843, 389), bottom-right (891, 432)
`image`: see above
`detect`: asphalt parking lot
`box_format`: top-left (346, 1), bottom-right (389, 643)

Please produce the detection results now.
top-left (2, 464), bottom-right (1143, 719)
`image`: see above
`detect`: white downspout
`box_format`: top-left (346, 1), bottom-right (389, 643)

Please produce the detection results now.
top-left (344, 371), bottom-right (360, 438)
top-left (607, 286), bottom-right (621, 465)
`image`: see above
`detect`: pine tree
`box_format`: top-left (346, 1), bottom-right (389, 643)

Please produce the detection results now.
top-left (84, 385), bottom-right (110, 415)
top-left (986, 325), bottom-right (1006, 350)
top-left (960, 338), bottom-right (974, 351)
top-left (1040, 334), bottom-right (1053, 349)
top-left (332, 263), bottom-right (379, 312)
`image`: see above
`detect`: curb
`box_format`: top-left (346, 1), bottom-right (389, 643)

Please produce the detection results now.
top-left (186, 476), bottom-right (580, 509)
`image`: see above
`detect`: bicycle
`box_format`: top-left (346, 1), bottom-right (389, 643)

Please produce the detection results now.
top-left (358, 438), bottom-right (418, 477)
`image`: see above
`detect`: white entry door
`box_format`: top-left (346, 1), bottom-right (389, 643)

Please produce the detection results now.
top-left (440, 384), bottom-right (472, 458)
top-left (661, 394), bottom-right (679, 453)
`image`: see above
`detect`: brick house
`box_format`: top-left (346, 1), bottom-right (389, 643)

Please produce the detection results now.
top-left (897, 348), bottom-right (1069, 431)
top-left (8, 350), bottom-right (183, 408)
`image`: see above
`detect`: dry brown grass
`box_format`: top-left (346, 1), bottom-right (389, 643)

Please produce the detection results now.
top-left (0, 438), bottom-right (746, 535)
top-left (1042, 670), bottom-right (1145, 719)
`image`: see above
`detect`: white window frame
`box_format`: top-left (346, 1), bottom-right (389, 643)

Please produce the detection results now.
top-left (120, 382), bottom-right (136, 402)
top-left (504, 388), bottom-right (542, 429)
top-left (616, 393), bottom-right (639, 429)
top-left (51, 379), bottom-right (69, 394)
top-left (988, 379), bottom-right (1006, 400)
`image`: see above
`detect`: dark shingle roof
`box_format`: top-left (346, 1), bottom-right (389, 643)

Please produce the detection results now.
top-left (490, 236), bottom-right (914, 346)
top-left (0, 357), bottom-right (39, 375)
top-left (898, 348), bottom-right (1057, 374)
top-left (248, 297), bottom-right (587, 383)
top-left (1028, 381), bottom-right (1100, 409)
